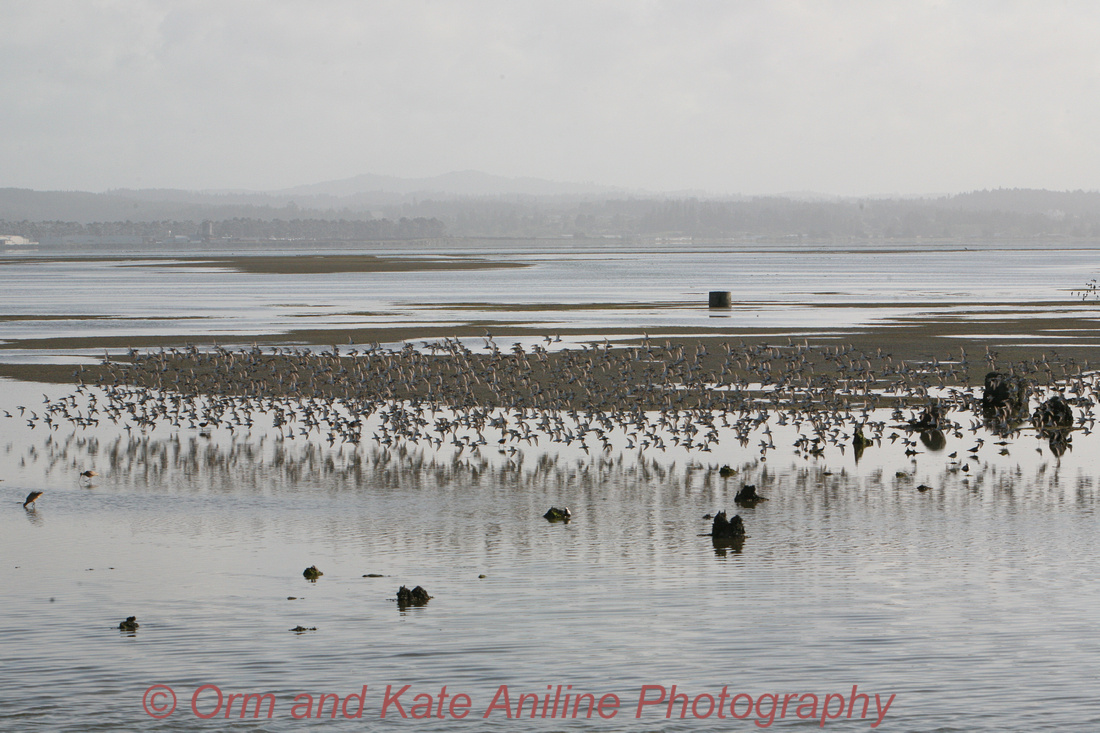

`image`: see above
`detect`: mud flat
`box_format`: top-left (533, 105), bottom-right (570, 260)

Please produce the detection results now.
top-left (2, 306), bottom-right (1100, 394)
top-left (0, 252), bottom-right (528, 274)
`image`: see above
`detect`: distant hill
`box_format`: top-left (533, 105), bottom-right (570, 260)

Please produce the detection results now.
top-left (4, 182), bottom-right (1100, 240)
top-left (273, 170), bottom-right (627, 198)
top-left (0, 187), bottom-right (338, 224)
top-left (941, 188), bottom-right (1100, 217)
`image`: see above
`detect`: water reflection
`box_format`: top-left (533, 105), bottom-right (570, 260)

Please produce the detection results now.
top-left (711, 535), bottom-right (745, 557)
top-left (20, 422), bottom-right (1100, 513)
top-left (919, 429), bottom-right (946, 451)
top-left (6, 416), bottom-right (1100, 732)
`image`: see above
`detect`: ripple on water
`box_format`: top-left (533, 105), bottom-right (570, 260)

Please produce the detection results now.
top-left (4, 390), bottom-right (1100, 730)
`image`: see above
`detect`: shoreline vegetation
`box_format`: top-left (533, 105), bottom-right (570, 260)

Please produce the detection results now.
top-left (8, 186), bottom-right (1100, 242)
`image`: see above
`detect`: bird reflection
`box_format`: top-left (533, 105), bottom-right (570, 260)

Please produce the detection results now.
top-left (10, 338), bottom-right (1098, 510)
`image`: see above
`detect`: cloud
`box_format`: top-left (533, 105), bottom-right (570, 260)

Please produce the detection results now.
top-left (3, 1), bottom-right (1100, 194)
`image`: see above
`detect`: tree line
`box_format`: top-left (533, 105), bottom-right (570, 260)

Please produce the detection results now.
top-left (5, 188), bottom-right (1100, 242)
top-left (0, 216), bottom-right (447, 243)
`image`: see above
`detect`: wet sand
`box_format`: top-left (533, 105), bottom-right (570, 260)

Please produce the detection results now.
top-left (2, 249), bottom-right (1099, 393)
top-left (0, 253), bottom-right (528, 274)
top-left (135, 254), bottom-right (530, 274)
top-left (2, 307), bottom-right (1099, 391)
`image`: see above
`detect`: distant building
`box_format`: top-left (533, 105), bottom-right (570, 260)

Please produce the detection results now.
top-left (38, 235), bottom-right (145, 246)
top-left (0, 234), bottom-right (37, 246)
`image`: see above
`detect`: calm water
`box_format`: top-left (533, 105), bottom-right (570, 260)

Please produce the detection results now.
top-left (2, 239), bottom-right (1100, 358)
top-left (3, 240), bottom-right (1100, 731)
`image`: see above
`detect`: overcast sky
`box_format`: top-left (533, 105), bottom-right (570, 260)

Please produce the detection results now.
top-left (3, 1), bottom-right (1099, 196)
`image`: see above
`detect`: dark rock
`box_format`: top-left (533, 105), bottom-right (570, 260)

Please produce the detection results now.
top-left (982, 371), bottom-right (1030, 415)
top-left (919, 429), bottom-right (946, 451)
top-left (303, 565), bottom-right (323, 581)
top-left (543, 506), bottom-right (571, 522)
top-left (709, 511), bottom-right (746, 555)
top-left (908, 401), bottom-right (946, 431)
top-left (916, 484), bottom-right (933, 492)
top-left (710, 510), bottom-right (746, 539)
top-left (1048, 431), bottom-right (1071, 456)
top-left (118, 616), bottom-right (139, 631)
top-left (1033, 395), bottom-right (1073, 431)
top-left (734, 484), bottom-right (767, 507)
top-left (852, 428), bottom-right (872, 450)
top-left (290, 625), bottom-right (317, 632)
top-left (362, 573), bottom-right (383, 578)
top-left (397, 585), bottom-right (432, 609)
top-left (718, 465), bottom-right (737, 477)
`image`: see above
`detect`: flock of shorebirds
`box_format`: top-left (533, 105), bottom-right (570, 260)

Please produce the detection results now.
top-left (7, 336), bottom-right (1095, 474)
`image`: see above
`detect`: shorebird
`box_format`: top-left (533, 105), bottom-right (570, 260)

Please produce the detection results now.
top-left (23, 491), bottom-right (43, 508)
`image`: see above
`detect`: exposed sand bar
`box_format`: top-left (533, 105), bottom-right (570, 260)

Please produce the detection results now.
top-left (3, 310), bottom-right (1100, 392)
top-left (0, 253), bottom-right (529, 274)
top-left (2, 249), bottom-right (1099, 388)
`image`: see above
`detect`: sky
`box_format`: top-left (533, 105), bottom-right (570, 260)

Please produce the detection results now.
top-left (3, 0), bottom-right (1100, 196)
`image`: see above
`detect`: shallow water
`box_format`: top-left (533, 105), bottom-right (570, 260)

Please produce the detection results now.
top-left (4, 240), bottom-right (1100, 731)
top-left (3, 239), bottom-right (1100, 355)
top-left (3, 374), bottom-right (1100, 731)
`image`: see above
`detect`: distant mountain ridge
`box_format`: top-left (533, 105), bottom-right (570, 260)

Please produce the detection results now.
top-left (271, 170), bottom-right (628, 198)
top-left (4, 182), bottom-right (1100, 240)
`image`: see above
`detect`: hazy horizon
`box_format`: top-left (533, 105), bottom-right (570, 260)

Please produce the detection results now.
top-left (1, 168), bottom-right (959, 200)
top-left (5, 2), bottom-right (1100, 197)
